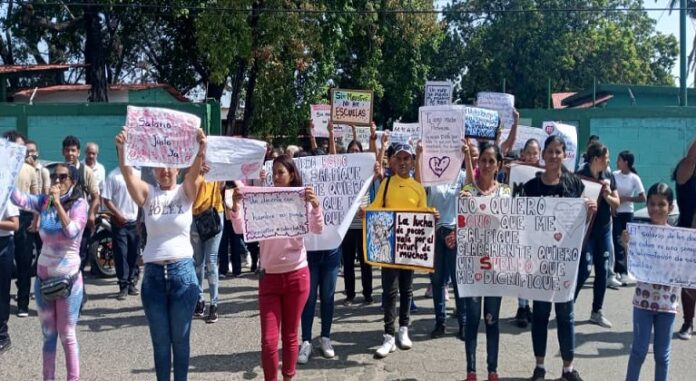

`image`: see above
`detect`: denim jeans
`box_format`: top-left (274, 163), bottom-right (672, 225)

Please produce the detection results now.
top-left (112, 222), bottom-right (140, 288)
top-left (341, 229), bottom-right (373, 300)
top-left (612, 213), bottom-right (633, 275)
top-left (14, 211), bottom-right (34, 311)
top-left (575, 226), bottom-right (612, 312)
top-left (301, 248), bottom-right (341, 341)
top-left (141, 258), bottom-right (199, 381)
top-left (531, 300), bottom-right (575, 362)
top-left (191, 212), bottom-right (223, 306)
top-left (382, 268), bottom-right (414, 335)
top-left (431, 226), bottom-right (465, 326)
top-left (464, 296), bottom-right (502, 373)
top-left (0, 236), bottom-right (14, 342)
top-left (626, 307), bottom-right (675, 381)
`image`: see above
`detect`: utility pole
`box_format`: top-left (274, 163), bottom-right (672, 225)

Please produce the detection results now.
top-left (680, 0), bottom-right (688, 106)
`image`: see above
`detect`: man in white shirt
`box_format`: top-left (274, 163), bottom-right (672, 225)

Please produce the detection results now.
top-left (83, 142), bottom-right (106, 193)
top-left (0, 200), bottom-right (20, 354)
top-left (103, 166), bottom-right (142, 300)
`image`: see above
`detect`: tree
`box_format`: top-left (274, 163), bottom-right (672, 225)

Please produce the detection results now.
top-left (666, 0), bottom-right (696, 80)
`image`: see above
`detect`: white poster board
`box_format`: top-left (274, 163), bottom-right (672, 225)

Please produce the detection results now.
top-left (240, 187), bottom-right (309, 242)
top-left (0, 140), bottom-right (27, 216)
top-left (393, 122), bottom-right (421, 143)
top-left (500, 125), bottom-right (548, 152)
top-left (205, 136), bottom-right (266, 181)
top-left (542, 122), bottom-right (578, 171)
top-left (419, 105), bottom-right (465, 186)
top-left (476, 92), bottom-right (515, 130)
top-left (310, 104), bottom-right (332, 138)
top-left (424, 81), bottom-right (453, 106)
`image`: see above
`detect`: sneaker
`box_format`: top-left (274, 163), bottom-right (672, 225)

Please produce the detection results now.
top-left (128, 283), bottom-right (140, 296)
top-left (297, 341), bottom-right (312, 364)
top-left (677, 323), bottom-right (693, 340)
top-left (621, 273), bottom-right (637, 285)
top-left (343, 298), bottom-right (354, 307)
top-left (374, 334), bottom-right (396, 358)
top-left (116, 287), bottom-right (128, 301)
top-left (487, 372), bottom-right (499, 381)
top-left (430, 324), bottom-right (446, 339)
top-left (607, 275), bottom-right (622, 290)
top-left (466, 372), bottom-right (477, 381)
top-left (319, 337), bottom-right (335, 358)
top-left (206, 305), bottom-right (219, 323)
top-left (561, 369), bottom-right (584, 381)
top-left (514, 307), bottom-right (528, 328)
top-left (194, 300), bottom-right (205, 317)
top-left (397, 326), bottom-right (412, 350)
top-left (425, 284), bottom-right (433, 298)
top-left (445, 287), bottom-right (450, 301)
top-left (589, 310), bottom-right (612, 328)
top-left (410, 300), bottom-right (418, 312)
top-left (16, 308), bottom-right (29, 318)
top-left (362, 296), bottom-right (374, 306)
top-left (0, 339), bottom-right (11, 355)
top-left (243, 252), bottom-right (251, 268)
top-left (529, 366), bottom-right (546, 381)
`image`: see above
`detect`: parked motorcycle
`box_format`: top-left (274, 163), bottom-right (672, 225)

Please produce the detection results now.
top-left (89, 212), bottom-right (116, 277)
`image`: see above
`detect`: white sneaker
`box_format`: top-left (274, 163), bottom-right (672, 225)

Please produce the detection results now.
top-left (297, 341), bottom-right (312, 364)
top-left (397, 326), bottom-right (412, 350)
top-left (445, 287), bottom-right (450, 301)
top-left (242, 252), bottom-right (251, 268)
top-left (319, 337), bottom-right (335, 358)
top-left (621, 273), bottom-right (637, 285)
top-left (607, 276), bottom-right (622, 290)
top-left (374, 334), bottom-right (396, 358)
top-left (590, 310), bottom-right (613, 328)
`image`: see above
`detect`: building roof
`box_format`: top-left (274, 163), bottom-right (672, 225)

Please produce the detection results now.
top-left (551, 92), bottom-right (576, 109)
top-left (0, 64), bottom-right (83, 75)
top-left (12, 83), bottom-right (189, 102)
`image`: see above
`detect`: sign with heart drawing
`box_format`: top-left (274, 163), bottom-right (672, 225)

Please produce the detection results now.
top-left (456, 196), bottom-right (588, 303)
top-left (418, 105), bottom-right (465, 186)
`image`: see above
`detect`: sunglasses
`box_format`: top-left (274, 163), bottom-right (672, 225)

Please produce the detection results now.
top-left (50, 173), bottom-right (70, 182)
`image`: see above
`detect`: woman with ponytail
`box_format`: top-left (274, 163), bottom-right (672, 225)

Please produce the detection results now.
top-left (612, 151), bottom-right (645, 284)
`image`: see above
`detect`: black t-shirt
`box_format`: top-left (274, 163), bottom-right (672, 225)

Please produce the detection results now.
top-left (522, 172), bottom-right (585, 198)
top-left (577, 166), bottom-right (616, 231)
top-left (676, 174), bottom-right (696, 228)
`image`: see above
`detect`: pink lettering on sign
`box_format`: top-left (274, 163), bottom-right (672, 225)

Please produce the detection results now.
top-left (124, 106), bottom-right (201, 168)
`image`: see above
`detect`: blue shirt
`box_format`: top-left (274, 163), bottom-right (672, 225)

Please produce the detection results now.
top-left (427, 170), bottom-right (467, 228)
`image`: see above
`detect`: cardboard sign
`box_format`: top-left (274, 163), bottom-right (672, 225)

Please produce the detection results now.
top-left (0, 140), bottom-right (27, 216)
top-left (419, 105), bottom-right (465, 186)
top-left (124, 106), bottom-right (201, 168)
top-left (541, 122), bottom-right (578, 171)
top-left (627, 223), bottom-right (696, 288)
top-left (262, 153), bottom-right (376, 250)
top-left (456, 197), bottom-right (588, 302)
top-left (393, 122), bottom-right (421, 143)
top-left (424, 81), bottom-right (453, 106)
top-left (240, 187), bottom-right (309, 242)
top-left (364, 209), bottom-right (436, 271)
top-left (310, 104), bottom-right (332, 138)
top-left (331, 89), bottom-right (374, 126)
top-left (476, 92), bottom-right (515, 129)
top-left (205, 136), bottom-right (266, 181)
top-left (464, 106), bottom-right (500, 140)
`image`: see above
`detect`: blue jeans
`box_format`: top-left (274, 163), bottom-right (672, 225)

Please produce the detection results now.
top-left (301, 249), bottom-right (341, 341)
top-left (191, 213), bottom-right (223, 306)
top-left (464, 297), bottom-right (501, 373)
top-left (112, 222), bottom-right (140, 288)
top-left (141, 259), bottom-right (199, 381)
top-left (626, 307), bottom-right (675, 381)
top-left (430, 227), bottom-right (465, 326)
top-left (575, 227), bottom-right (612, 312)
top-left (531, 300), bottom-right (575, 362)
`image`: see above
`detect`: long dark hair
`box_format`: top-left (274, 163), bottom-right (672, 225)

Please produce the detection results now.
top-left (585, 142), bottom-right (608, 164)
top-left (543, 135), bottom-right (570, 174)
top-left (646, 182), bottom-right (674, 205)
top-left (347, 140), bottom-right (363, 152)
top-left (618, 150), bottom-right (638, 174)
top-left (272, 154), bottom-right (303, 187)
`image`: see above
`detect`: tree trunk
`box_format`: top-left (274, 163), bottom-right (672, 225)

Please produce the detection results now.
top-left (206, 82), bottom-right (225, 101)
top-left (84, 2), bottom-right (108, 102)
top-left (228, 57), bottom-right (247, 136)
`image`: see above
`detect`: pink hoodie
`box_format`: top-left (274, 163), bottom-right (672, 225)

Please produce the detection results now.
top-left (229, 205), bottom-right (324, 274)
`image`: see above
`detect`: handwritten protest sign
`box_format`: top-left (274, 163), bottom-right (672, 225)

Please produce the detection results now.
top-left (331, 89), bottom-right (373, 126)
top-left (542, 122), bottom-right (578, 171)
top-left (419, 105), bottom-right (465, 186)
top-left (508, 163), bottom-right (543, 196)
top-left (0, 139), bottom-right (27, 216)
top-left (124, 106), bottom-right (200, 168)
top-left (457, 197), bottom-right (588, 302)
top-left (364, 209), bottom-right (436, 271)
top-left (424, 81), bottom-right (453, 106)
top-left (354, 127), bottom-right (385, 150)
top-left (390, 131), bottom-right (411, 145)
top-left (262, 153), bottom-right (375, 250)
top-left (310, 104), bottom-right (332, 138)
top-left (239, 187), bottom-right (309, 242)
top-left (205, 136), bottom-right (266, 181)
top-left (393, 122), bottom-right (421, 143)
top-left (500, 125), bottom-right (548, 152)
top-left (626, 223), bottom-right (696, 288)
top-left (464, 106), bottom-right (500, 140)
top-left (476, 92), bottom-right (515, 129)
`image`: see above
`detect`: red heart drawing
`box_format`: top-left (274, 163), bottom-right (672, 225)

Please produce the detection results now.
top-left (563, 280), bottom-right (572, 289)
top-left (525, 260), bottom-right (534, 273)
top-left (479, 203), bottom-right (487, 211)
top-left (458, 215), bottom-right (466, 228)
top-left (241, 162), bottom-right (261, 178)
top-left (554, 232), bottom-right (563, 242)
top-left (474, 273), bottom-right (483, 282)
top-left (545, 124), bottom-right (555, 135)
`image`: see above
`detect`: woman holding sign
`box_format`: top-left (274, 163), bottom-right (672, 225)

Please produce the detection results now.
top-left (522, 136), bottom-right (597, 381)
top-left (229, 155), bottom-right (323, 381)
top-left (115, 127), bottom-right (206, 381)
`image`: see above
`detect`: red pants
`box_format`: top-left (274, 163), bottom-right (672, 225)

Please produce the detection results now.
top-left (259, 266), bottom-right (309, 380)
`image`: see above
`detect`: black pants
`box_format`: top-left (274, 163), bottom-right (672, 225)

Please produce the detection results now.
top-left (612, 212), bottom-right (633, 275)
top-left (0, 236), bottom-right (14, 342)
top-left (113, 222), bottom-right (140, 288)
top-left (381, 268), bottom-right (413, 336)
top-left (247, 242), bottom-right (259, 273)
top-left (341, 229), bottom-right (372, 300)
top-left (13, 212), bottom-right (34, 311)
top-left (218, 218), bottom-right (246, 276)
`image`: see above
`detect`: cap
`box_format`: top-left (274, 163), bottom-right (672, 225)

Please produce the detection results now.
top-left (387, 142), bottom-right (415, 158)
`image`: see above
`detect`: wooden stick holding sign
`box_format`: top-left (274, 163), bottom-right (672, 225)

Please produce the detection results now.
top-left (363, 209), bottom-right (436, 272)
top-left (330, 89), bottom-right (374, 126)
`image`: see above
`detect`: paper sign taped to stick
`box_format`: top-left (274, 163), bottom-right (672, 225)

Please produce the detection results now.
top-left (542, 122), bottom-right (578, 171)
top-left (476, 92), bottom-right (515, 129)
top-left (456, 197), bottom-right (588, 302)
top-left (124, 106), bottom-right (200, 168)
top-left (310, 104), bottom-right (332, 138)
top-left (419, 105), bottom-right (465, 186)
top-left (240, 187), bottom-right (309, 242)
top-left (0, 139), bottom-right (27, 216)
top-left (262, 153), bottom-right (375, 250)
top-left (364, 209), bottom-right (436, 272)
top-left (204, 136), bottom-right (266, 181)
top-left (331, 89), bottom-right (373, 126)
top-left (464, 106), bottom-right (500, 140)
top-left (393, 122), bottom-right (421, 143)
top-left (627, 223), bottom-right (696, 288)
top-left (424, 81), bottom-right (453, 106)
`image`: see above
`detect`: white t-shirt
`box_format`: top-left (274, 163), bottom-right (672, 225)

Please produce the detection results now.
top-left (0, 201), bottom-right (20, 237)
top-left (83, 160), bottom-right (106, 193)
top-left (142, 184), bottom-right (193, 263)
top-left (613, 170), bottom-right (645, 213)
top-left (102, 167), bottom-right (141, 222)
